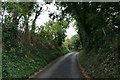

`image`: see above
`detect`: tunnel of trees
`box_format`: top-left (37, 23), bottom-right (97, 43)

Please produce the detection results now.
top-left (1, 1), bottom-right (120, 78)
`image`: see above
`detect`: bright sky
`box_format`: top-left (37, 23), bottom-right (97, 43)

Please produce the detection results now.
top-left (66, 21), bottom-right (77, 39)
top-left (36, 2), bottom-right (77, 39)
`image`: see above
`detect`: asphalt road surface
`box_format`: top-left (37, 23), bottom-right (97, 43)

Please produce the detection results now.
top-left (34, 52), bottom-right (85, 78)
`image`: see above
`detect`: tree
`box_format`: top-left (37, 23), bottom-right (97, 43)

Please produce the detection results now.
top-left (55, 2), bottom-right (120, 53)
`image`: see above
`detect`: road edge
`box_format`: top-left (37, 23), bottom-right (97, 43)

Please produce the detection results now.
top-left (76, 53), bottom-right (91, 80)
top-left (28, 53), bottom-right (66, 79)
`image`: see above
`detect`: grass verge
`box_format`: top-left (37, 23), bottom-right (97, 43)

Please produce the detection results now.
top-left (2, 45), bottom-right (69, 78)
top-left (77, 50), bottom-right (119, 78)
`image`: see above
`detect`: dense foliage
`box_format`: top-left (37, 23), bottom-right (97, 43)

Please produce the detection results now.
top-left (1, 2), bottom-right (69, 78)
top-left (63, 34), bottom-right (81, 51)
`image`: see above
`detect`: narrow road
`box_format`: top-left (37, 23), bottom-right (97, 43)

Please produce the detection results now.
top-left (34, 52), bottom-right (85, 78)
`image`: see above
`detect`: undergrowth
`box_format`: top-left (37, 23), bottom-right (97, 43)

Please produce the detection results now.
top-left (77, 49), bottom-right (119, 78)
top-left (2, 44), bottom-right (69, 78)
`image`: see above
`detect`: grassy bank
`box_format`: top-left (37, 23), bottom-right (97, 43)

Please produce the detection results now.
top-left (2, 45), bottom-right (69, 78)
top-left (77, 50), bottom-right (119, 78)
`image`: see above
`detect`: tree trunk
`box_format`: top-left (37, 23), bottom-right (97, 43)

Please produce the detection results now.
top-left (24, 15), bottom-right (30, 45)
